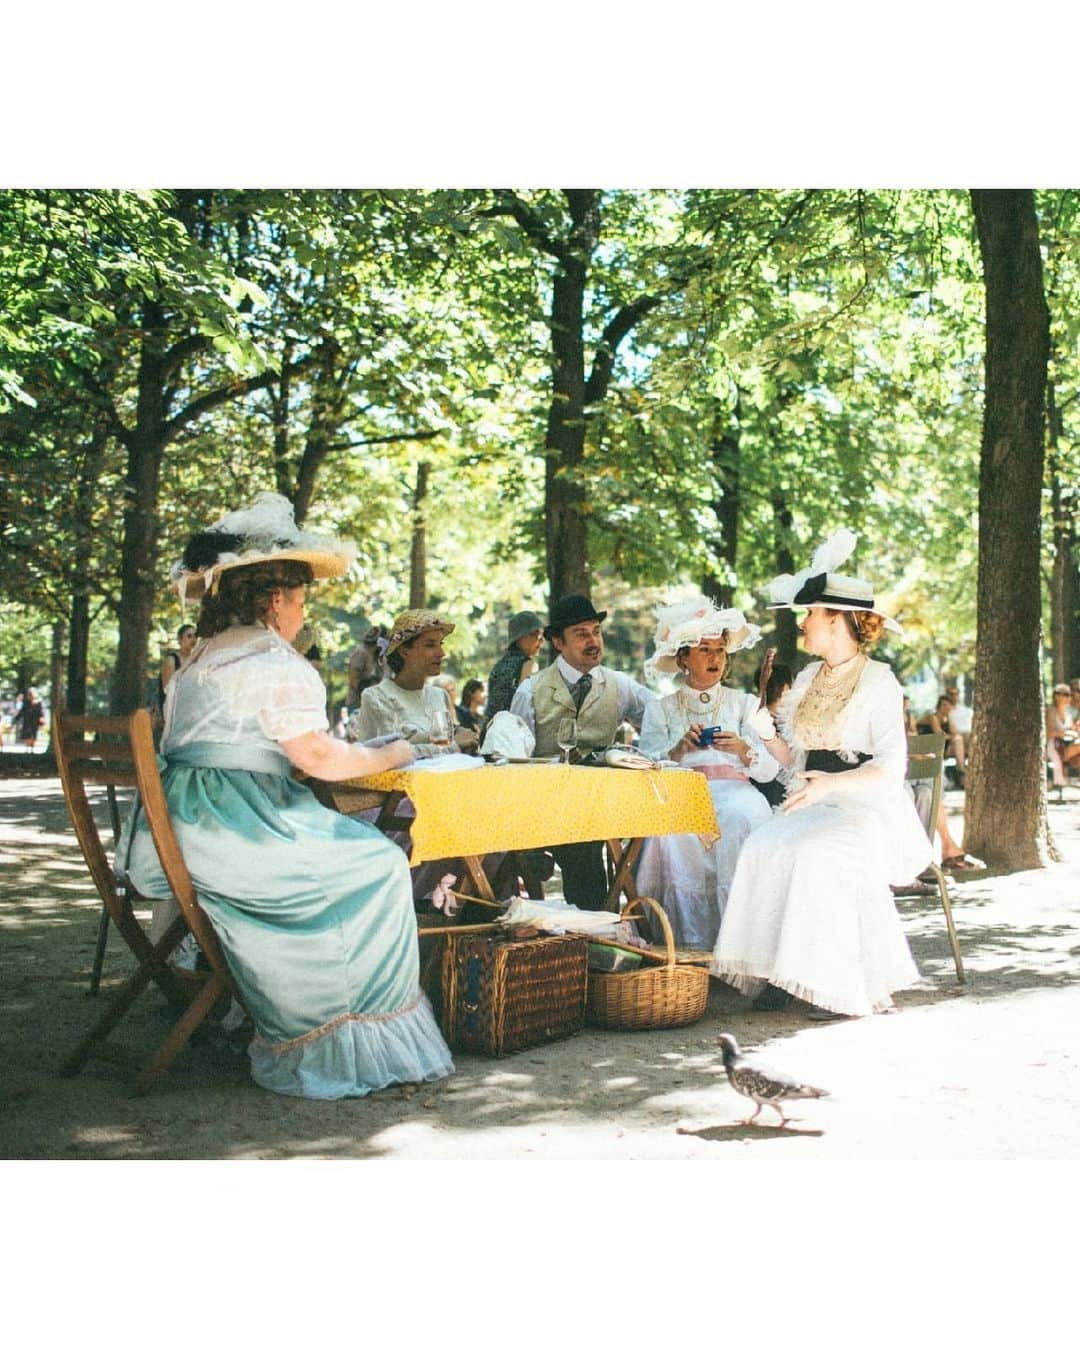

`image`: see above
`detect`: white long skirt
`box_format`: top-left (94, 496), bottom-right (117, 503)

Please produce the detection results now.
top-left (635, 778), bottom-right (773, 950)
top-left (711, 795), bottom-right (925, 1016)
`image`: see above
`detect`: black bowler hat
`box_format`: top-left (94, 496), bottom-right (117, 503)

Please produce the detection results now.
top-left (544, 594), bottom-right (608, 640)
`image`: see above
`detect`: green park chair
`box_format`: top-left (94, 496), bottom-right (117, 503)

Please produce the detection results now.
top-left (905, 732), bottom-right (965, 984)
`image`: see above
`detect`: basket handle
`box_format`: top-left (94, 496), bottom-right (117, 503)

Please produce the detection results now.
top-left (621, 894), bottom-right (676, 970)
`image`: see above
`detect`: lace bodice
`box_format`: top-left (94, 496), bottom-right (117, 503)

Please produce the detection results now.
top-left (162, 625), bottom-right (328, 760)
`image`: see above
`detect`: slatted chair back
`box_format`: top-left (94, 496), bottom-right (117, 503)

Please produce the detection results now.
top-left (905, 732), bottom-right (965, 984)
top-left (55, 707), bottom-right (242, 1094)
top-left (53, 708), bottom-right (186, 1003)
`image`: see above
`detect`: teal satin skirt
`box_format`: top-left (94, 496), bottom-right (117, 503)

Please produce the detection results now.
top-left (125, 743), bottom-right (453, 1099)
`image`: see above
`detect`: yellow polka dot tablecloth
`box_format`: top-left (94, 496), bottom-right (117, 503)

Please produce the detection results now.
top-left (342, 763), bottom-right (720, 864)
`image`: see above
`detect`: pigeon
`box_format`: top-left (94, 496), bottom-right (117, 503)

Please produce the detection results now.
top-left (716, 1032), bottom-right (830, 1126)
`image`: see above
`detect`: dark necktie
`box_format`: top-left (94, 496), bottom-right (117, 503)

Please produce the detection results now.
top-left (572, 673), bottom-right (592, 712)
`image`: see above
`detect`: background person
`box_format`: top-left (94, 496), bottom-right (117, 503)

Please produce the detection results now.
top-left (346, 626), bottom-right (384, 712)
top-left (15, 687), bottom-right (45, 748)
top-left (124, 491), bottom-right (452, 1100)
top-left (712, 529), bottom-right (931, 1020)
top-left (635, 598), bottom-right (777, 949)
top-left (457, 678), bottom-right (486, 734)
top-left (484, 610), bottom-right (544, 723)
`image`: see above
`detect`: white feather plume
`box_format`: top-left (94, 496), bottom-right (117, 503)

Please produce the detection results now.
top-left (809, 528), bottom-right (858, 576)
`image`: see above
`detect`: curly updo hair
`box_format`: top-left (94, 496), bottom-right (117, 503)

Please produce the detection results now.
top-left (194, 556), bottom-right (314, 637)
top-left (825, 607), bottom-right (886, 648)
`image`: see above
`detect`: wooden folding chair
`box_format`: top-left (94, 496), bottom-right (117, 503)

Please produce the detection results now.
top-left (55, 707), bottom-right (243, 1094)
top-left (905, 732), bottom-right (965, 984)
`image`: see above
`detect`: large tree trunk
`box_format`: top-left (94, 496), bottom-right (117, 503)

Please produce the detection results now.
top-left (965, 190), bottom-right (1052, 870)
top-left (544, 191), bottom-right (599, 600)
top-left (1048, 379), bottom-right (1079, 683)
top-left (770, 489), bottom-right (800, 670)
top-left (702, 396), bottom-right (740, 606)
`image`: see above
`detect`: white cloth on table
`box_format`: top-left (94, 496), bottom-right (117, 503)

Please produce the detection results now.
top-left (711, 658), bottom-right (931, 1015)
top-left (635, 684), bottom-right (776, 949)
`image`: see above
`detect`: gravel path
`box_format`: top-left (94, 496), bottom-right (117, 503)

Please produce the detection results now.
top-left (2, 775), bottom-right (1079, 1160)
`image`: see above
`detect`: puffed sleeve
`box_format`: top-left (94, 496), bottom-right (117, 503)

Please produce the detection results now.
top-left (638, 696), bottom-right (676, 759)
top-left (254, 649), bottom-right (329, 742)
top-left (865, 667), bottom-right (908, 782)
top-left (733, 689), bottom-right (780, 783)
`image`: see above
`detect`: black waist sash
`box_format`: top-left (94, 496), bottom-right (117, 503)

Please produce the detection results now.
top-left (805, 749), bottom-right (871, 774)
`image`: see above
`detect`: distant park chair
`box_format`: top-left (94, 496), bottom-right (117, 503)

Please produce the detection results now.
top-left (905, 732), bottom-right (965, 984)
top-left (54, 707), bottom-right (243, 1093)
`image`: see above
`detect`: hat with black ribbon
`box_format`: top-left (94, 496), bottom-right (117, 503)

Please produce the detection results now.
top-left (765, 529), bottom-right (902, 635)
top-left (543, 594), bottom-right (608, 641)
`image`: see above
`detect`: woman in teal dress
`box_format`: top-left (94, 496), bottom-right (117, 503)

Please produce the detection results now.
top-left (125, 492), bottom-right (453, 1099)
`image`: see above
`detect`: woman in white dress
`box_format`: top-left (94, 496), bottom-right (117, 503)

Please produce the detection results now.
top-left (635, 599), bottom-right (778, 949)
top-left (712, 531), bottom-right (931, 1019)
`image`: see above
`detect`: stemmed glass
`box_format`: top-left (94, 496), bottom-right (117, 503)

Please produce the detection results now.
top-left (557, 716), bottom-right (578, 765)
top-left (425, 687), bottom-right (454, 748)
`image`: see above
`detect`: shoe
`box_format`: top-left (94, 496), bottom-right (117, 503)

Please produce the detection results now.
top-left (941, 853), bottom-right (986, 872)
top-left (806, 1007), bottom-right (852, 1022)
top-left (752, 983), bottom-right (793, 1011)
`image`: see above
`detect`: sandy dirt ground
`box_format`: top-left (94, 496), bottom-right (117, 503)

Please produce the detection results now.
top-left (2, 771), bottom-right (1079, 1161)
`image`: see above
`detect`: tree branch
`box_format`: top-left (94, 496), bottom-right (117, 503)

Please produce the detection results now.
top-left (162, 351), bottom-right (314, 444)
top-left (487, 190), bottom-right (568, 262)
top-left (585, 293), bottom-right (665, 405)
top-left (327, 429), bottom-right (440, 451)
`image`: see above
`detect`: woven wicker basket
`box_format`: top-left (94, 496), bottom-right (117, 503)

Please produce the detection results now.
top-left (587, 895), bottom-right (710, 1030)
top-left (441, 930), bottom-right (588, 1056)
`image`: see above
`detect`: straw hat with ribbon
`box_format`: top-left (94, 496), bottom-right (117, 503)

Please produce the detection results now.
top-left (170, 491), bottom-right (356, 604)
top-left (765, 528), bottom-right (902, 634)
top-left (644, 596), bottom-right (761, 682)
top-left (384, 609), bottom-right (456, 658)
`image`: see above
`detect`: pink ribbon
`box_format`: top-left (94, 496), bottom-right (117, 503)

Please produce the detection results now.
top-left (691, 763), bottom-right (749, 783)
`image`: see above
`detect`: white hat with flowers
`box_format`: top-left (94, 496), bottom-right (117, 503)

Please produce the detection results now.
top-left (644, 595), bottom-right (761, 682)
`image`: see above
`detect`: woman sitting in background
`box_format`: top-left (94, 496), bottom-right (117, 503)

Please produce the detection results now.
top-left (635, 598), bottom-right (778, 949)
top-left (350, 611), bottom-right (478, 754)
top-left (124, 492), bottom-right (453, 1100)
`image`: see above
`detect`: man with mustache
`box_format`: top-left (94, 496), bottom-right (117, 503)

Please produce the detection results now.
top-left (510, 594), bottom-right (653, 908)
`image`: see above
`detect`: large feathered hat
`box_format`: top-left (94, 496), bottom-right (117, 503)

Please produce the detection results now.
top-left (765, 528), bottom-right (902, 634)
top-left (170, 491), bottom-right (357, 603)
top-left (644, 595), bottom-right (761, 681)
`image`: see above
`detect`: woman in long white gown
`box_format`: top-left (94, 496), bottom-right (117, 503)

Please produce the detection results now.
top-left (635, 599), bottom-right (777, 949)
top-left (711, 531), bottom-right (931, 1018)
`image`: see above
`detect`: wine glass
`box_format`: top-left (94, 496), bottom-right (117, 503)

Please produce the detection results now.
top-left (426, 689), bottom-right (454, 748)
top-left (557, 716), bottom-right (578, 765)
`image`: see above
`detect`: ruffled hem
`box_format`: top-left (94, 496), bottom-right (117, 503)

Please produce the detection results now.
top-left (711, 957), bottom-right (919, 1018)
top-left (248, 993), bottom-right (454, 1099)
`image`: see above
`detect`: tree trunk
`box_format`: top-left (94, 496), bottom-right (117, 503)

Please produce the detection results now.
top-left (702, 396), bottom-right (740, 606)
top-left (409, 460), bottom-right (430, 609)
top-left (544, 190), bottom-right (600, 600)
top-left (965, 190), bottom-right (1052, 870)
top-left (65, 417), bottom-right (112, 714)
top-left (1047, 379), bottom-right (1079, 684)
top-left (112, 312), bottom-right (168, 715)
top-left (49, 620), bottom-right (65, 724)
top-left (770, 489), bottom-right (800, 669)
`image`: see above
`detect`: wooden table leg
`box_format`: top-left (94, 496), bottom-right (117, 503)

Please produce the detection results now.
top-left (604, 837), bottom-right (643, 912)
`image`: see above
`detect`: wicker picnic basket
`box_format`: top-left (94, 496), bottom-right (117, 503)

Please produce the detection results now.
top-left (586, 895), bottom-right (710, 1030)
top-left (441, 929), bottom-right (589, 1056)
